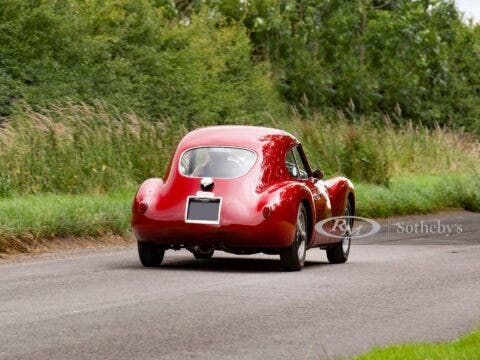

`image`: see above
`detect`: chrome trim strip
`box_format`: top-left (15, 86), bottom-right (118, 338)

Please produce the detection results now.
top-left (196, 191), bottom-right (214, 197)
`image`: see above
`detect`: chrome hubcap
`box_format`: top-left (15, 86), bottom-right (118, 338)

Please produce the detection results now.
top-left (342, 230), bottom-right (351, 254)
top-left (297, 210), bottom-right (307, 260)
top-left (342, 207), bottom-right (352, 255)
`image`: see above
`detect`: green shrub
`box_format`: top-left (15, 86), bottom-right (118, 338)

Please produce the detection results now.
top-left (209, 0), bottom-right (480, 136)
top-left (0, 0), bottom-right (284, 125)
top-left (2, 0), bottom-right (480, 136)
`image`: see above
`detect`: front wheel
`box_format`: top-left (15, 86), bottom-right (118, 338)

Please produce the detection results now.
top-left (280, 203), bottom-right (308, 271)
top-left (326, 201), bottom-right (353, 264)
top-left (138, 241), bottom-right (165, 267)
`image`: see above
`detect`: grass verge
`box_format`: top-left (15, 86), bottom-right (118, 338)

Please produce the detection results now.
top-left (0, 191), bottom-right (131, 253)
top-left (357, 175), bottom-right (480, 218)
top-left (353, 328), bottom-right (480, 360)
top-left (0, 175), bottom-right (478, 253)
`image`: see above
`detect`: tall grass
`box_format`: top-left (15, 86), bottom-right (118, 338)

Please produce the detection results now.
top-left (0, 103), bottom-right (184, 196)
top-left (283, 112), bottom-right (480, 185)
top-left (0, 103), bottom-right (479, 196)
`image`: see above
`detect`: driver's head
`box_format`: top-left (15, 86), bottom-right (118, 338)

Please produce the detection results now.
top-left (208, 148), bottom-right (229, 163)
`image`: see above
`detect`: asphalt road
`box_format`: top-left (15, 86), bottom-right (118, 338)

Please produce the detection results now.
top-left (1, 210), bottom-right (480, 359)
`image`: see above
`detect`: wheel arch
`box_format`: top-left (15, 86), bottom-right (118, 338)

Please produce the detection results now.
top-left (263, 183), bottom-right (315, 248)
top-left (324, 177), bottom-right (355, 217)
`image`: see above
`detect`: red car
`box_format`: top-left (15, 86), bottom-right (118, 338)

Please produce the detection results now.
top-left (132, 126), bottom-right (354, 271)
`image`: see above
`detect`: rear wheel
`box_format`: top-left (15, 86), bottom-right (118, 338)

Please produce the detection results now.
top-left (326, 201), bottom-right (353, 264)
top-left (280, 203), bottom-right (308, 271)
top-left (138, 241), bottom-right (165, 267)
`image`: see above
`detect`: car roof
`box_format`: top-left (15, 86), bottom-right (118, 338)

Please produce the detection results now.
top-left (178, 125), bottom-right (298, 152)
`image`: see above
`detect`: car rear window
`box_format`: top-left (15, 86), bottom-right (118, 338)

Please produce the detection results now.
top-left (180, 147), bottom-right (256, 179)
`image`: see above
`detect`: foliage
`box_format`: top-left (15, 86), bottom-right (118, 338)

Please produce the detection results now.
top-left (0, 1), bottom-right (479, 194)
top-left (2, 1), bottom-right (480, 134)
top-left (0, 104), bottom-right (479, 196)
top-left (282, 112), bottom-right (480, 186)
top-left (0, 0), bottom-right (284, 125)
top-left (354, 327), bottom-right (480, 360)
top-left (1, 1), bottom-right (479, 250)
top-left (207, 0), bottom-right (480, 135)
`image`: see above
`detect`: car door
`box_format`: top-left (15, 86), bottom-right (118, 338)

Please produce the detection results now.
top-left (286, 145), bottom-right (332, 245)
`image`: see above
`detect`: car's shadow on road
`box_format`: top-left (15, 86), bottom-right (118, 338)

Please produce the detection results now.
top-left (113, 256), bottom-right (327, 273)
top-left (162, 257), bottom-right (327, 273)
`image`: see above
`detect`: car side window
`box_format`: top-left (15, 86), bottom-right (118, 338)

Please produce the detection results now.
top-left (293, 147), bottom-right (308, 179)
top-left (285, 150), bottom-right (299, 178)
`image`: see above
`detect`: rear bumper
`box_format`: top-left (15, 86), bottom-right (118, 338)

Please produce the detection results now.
top-left (132, 215), bottom-right (295, 249)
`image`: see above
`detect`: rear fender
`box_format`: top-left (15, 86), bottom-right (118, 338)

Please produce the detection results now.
top-left (260, 182), bottom-right (315, 247)
top-left (324, 177), bottom-right (355, 216)
top-left (132, 178), bottom-right (165, 216)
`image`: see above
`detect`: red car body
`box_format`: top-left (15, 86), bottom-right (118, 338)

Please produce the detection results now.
top-left (132, 126), bottom-right (354, 269)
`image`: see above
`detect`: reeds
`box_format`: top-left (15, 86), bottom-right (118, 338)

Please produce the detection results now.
top-left (283, 112), bottom-right (480, 185)
top-left (0, 103), bottom-right (479, 196)
top-left (0, 103), bottom-right (185, 196)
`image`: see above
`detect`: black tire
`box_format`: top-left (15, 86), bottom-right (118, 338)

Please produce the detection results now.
top-left (137, 241), bottom-right (165, 267)
top-left (192, 246), bottom-right (215, 259)
top-left (326, 201), bottom-right (353, 264)
top-left (280, 203), bottom-right (308, 271)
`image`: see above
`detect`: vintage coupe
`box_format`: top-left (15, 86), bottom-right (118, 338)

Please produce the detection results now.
top-left (132, 126), bottom-right (354, 271)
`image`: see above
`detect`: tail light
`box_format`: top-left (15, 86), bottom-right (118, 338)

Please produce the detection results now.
top-left (138, 201), bottom-right (149, 214)
top-left (262, 205), bottom-right (272, 218)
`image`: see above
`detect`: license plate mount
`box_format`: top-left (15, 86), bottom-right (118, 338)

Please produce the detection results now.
top-left (185, 196), bottom-right (222, 224)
